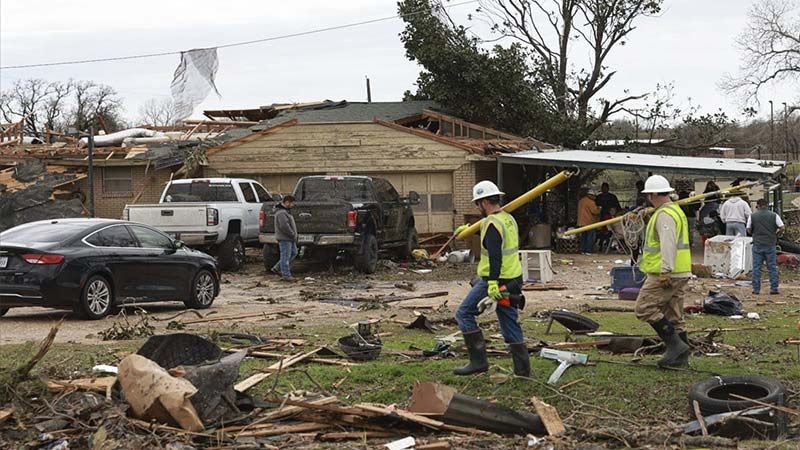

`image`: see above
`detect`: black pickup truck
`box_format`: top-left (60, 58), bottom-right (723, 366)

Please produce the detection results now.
top-left (258, 176), bottom-right (419, 273)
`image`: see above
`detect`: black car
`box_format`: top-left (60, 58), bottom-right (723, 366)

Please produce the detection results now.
top-left (0, 218), bottom-right (220, 319)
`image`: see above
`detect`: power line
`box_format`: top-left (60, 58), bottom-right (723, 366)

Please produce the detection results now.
top-left (0, 0), bottom-right (477, 70)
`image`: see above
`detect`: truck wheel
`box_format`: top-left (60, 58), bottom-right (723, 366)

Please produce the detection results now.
top-left (184, 269), bottom-right (217, 309)
top-left (220, 234), bottom-right (245, 271)
top-left (354, 234), bottom-right (378, 274)
top-left (397, 227), bottom-right (418, 259)
top-left (263, 244), bottom-right (280, 272)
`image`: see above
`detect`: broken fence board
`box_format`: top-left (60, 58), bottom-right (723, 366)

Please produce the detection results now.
top-left (234, 348), bottom-right (322, 393)
top-left (532, 397), bottom-right (565, 436)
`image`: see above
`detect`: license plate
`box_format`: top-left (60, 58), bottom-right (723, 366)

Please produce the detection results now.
top-left (298, 235), bottom-right (314, 243)
top-left (0, 257), bottom-right (7, 268)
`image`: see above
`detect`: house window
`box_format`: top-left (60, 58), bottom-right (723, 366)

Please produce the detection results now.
top-left (430, 193), bottom-right (454, 212)
top-left (103, 167), bottom-right (133, 193)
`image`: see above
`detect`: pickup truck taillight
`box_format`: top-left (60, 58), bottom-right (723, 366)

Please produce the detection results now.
top-left (207, 207), bottom-right (219, 226)
top-left (122, 207), bottom-right (129, 221)
top-left (22, 254), bottom-right (65, 265)
top-left (346, 210), bottom-right (357, 228)
top-left (259, 210), bottom-right (266, 229)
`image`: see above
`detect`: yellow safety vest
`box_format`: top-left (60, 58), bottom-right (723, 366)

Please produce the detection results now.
top-left (477, 211), bottom-right (523, 279)
top-left (640, 203), bottom-right (692, 274)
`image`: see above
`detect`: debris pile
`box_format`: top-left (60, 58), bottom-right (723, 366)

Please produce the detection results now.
top-left (0, 160), bottom-right (85, 232)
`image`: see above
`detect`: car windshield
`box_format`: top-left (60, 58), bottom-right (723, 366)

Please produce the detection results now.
top-left (0, 222), bottom-right (91, 244)
top-left (295, 178), bottom-right (372, 202)
top-left (163, 182), bottom-right (237, 202)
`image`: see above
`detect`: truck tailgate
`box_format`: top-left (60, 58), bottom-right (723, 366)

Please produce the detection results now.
top-left (267, 201), bottom-right (353, 235)
top-left (127, 203), bottom-right (208, 232)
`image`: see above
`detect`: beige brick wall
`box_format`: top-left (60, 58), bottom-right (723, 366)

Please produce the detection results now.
top-left (453, 162), bottom-right (477, 223)
top-left (76, 165), bottom-right (174, 219)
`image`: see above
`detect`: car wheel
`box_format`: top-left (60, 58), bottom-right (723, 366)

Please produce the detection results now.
top-left (220, 234), bottom-right (245, 272)
top-left (399, 227), bottom-right (418, 259)
top-left (688, 375), bottom-right (786, 416)
top-left (78, 275), bottom-right (114, 320)
top-left (262, 244), bottom-right (280, 272)
top-left (354, 234), bottom-right (378, 274)
top-left (0, 308), bottom-right (8, 317)
top-left (184, 269), bottom-right (217, 309)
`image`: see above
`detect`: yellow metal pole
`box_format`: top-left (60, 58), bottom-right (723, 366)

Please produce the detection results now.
top-left (564, 180), bottom-right (761, 236)
top-left (455, 170), bottom-right (574, 240)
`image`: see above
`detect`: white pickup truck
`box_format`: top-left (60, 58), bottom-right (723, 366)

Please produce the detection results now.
top-left (124, 178), bottom-right (274, 271)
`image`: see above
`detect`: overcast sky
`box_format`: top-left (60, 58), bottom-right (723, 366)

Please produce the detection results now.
top-left (1, 0), bottom-right (796, 124)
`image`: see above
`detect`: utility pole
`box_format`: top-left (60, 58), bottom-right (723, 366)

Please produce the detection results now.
top-left (87, 125), bottom-right (96, 218)
top-left (365, 76), bottom-right (372, 103)
top-left (769, 100), bottom-right (774, 160)
top-left (783, 102), bottom-right (789, 159)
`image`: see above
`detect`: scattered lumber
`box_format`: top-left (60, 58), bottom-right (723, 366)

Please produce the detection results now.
top-left (233, 422), bottom-right (330, 437)
top-left (532, 397), bottom-right (565, 436)
top-left (222, 347), bottom-right (357, 367)
top-left (234, 348), bottom-right (322, 392)
top-left (180, 309), bottom-right (295, 325)
top-left (522, 283), bottom-right (567, 291)
top-left (46, 376), bottom-right (116, 393)
top-left (320, 431), bottom-right (399, 441)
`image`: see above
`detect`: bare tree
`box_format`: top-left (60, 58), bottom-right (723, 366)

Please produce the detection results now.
top-left (41, 81), bottom-right (73, 134)
top-left (0, 79), bottom-right (54, 136)
top-left (723, 0), bottom-right (800, 103)
top-left (137, 98), bottom-right (180, 126)
top-left (67, 81), bottom-right (125, 132)
top-left (474, 0), bottom-right (663, 139)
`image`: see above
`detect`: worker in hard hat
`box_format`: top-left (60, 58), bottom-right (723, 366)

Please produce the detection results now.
top-left (635, 175), bottom-right (692, 367)
top-left (452, 181), bottom-right (529, 377)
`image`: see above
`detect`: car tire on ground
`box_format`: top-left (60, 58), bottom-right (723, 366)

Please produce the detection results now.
top-left (688, 375), bottom-right (786, 416)
top-left (262, 244), bottom-right (280, 272)
top-left (354, 233), bottom-right (378, 274)
top-left (184, 269), bottom-right (217, 309)
top-left (548, 310), bottom-right (600, 334)
top-left (219, 233), bottom-right (245, 271)
top-left (397, 227), bottom-right (418, 259)
top-left (76, 275), bottom-right (114, 320)
top-left (0, 308), bottom-right (8, 317)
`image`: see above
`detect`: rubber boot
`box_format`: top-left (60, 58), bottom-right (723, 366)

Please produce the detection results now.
top-left (674, 331), bottom-right (690, 367)
top-left (509, 342), bottom-right (531, 377)
top-left (453, 330), bottom-right (489, 376)
top-left (650, 318), bottom-right (690, 368)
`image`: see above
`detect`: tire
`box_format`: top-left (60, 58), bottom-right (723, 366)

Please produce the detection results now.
top-left (549, 310), bottom-right (599, 334)
top-left (77, 275), bottom-right (114, 320)
top-left (262, 244), bottom-right (279, 271)
top-left (184, 269), bottom-right (217, 309)
top-left (397, 227), bottom-right (418, 259)
top-left (688, 375), bottom-right (786, 416)
top-left (354, 234), bottom-right (378, 274)
top-left (0, 308), bottom-right (8, 317)
top-left (219, 234), bottom-right (245, 272)
top-left (778, 238), bottom-right (800, 254)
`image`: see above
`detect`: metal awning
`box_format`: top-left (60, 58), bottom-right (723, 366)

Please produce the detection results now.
top-left (497, 150), bottom-right (786, 178)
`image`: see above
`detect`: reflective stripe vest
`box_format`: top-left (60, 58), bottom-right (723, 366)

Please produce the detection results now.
top-left (477, 211), bottom-right (523, 279)
top-left (640, 203), bottom-right (692, 274)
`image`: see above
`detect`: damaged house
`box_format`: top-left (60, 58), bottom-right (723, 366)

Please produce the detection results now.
top-left (203, 100), bottom-right (555, 234)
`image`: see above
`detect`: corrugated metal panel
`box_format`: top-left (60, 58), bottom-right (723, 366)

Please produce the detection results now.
top-left (498, 150), bottom-right (786, 177)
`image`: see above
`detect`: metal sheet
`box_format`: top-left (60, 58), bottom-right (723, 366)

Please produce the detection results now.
top-left (498, 150), bottom-right (786, 177)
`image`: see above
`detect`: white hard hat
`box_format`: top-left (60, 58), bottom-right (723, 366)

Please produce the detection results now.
top-left (587, 189), bottom-right (598, 196)
top-left (472, 180), bottom-right (505, 202)
top-left (641, 175), bottom-right (674, 194)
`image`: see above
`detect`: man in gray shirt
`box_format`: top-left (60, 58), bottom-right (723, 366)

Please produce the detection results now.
top-left (747, 199), bottom-right (784, 295)
top-left (273, 195), bottom-right (298, 282)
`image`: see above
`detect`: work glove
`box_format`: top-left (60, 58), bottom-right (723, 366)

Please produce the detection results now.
top-left (487, 280), bottom-right (502, 300)
top-left (659, 272), bottom-right (672, 289)
top-left (477, 296), bottom-right (497, 315)
top-left (454, 224), bottom-right (470, 237)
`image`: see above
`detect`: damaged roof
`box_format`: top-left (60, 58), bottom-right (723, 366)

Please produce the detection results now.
top-left (498, 149), bottom-right (787, 177)
top-left (251, 100), bottom-right (441, 130)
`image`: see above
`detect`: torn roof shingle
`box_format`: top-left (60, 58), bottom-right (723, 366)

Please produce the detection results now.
top-left (252, 100), bottom-right (441, 130)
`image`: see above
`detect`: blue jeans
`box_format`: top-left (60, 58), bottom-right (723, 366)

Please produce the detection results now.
top-left (275, 240), bottom-right (298, 278)
top-left (752, 244), bottom-right (779, 293)
top-left (455, 278), bottom-right (524, 343)
top-left (726, 223), bottom-right (746, 236)
top-left (580, 230), bottom-right (596, 254)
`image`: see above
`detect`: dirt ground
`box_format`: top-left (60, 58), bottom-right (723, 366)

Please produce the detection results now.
top-left (1, 248), bottom-right (777, 345)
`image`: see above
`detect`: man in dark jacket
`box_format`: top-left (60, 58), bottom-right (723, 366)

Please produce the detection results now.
top-left (747, 199), bottom-right (784, 295)
top-left (273, 195), bottom-right (298, 282)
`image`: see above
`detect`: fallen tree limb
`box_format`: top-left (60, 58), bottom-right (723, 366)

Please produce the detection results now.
top-left (16, 318), bottom-right (64, 380)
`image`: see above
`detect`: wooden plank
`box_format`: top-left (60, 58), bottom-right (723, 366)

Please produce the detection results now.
top-left (416, 442), bottom-right (452, 450)
top-left (0, 406), bottom-right (14, 425)
top-left (180, 309), bottom-right (295, 325)
top-left (232, 422), bottom-right (330, 437)
top-left (693, 400), bottom-right (708, 437)
top-left (46, 377), bottom-right (116, 393)
top-left (532, 397), bottom-right (565, 436)
top-left (219, 397), bottom-right (339, 429)
top-left (319, 431), bottom-right (398, 441)
top-left (221, 348), bottom-right (358, 367)
top-left (234, 347), bottom-right (322, 393)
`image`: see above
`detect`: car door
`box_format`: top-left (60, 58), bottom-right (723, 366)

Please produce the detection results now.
top-left (238, 182), bottom-right (260, 240)
top-left (83, 224), bottom-right (140, 299)
top-left (375, 179), bottom-right (404, 241)
top-left (127, 225), bottom-right (191, 301)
